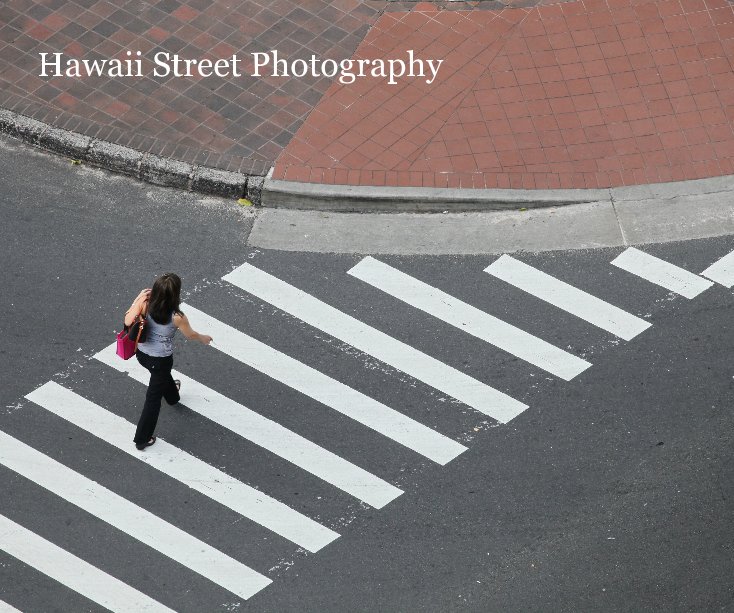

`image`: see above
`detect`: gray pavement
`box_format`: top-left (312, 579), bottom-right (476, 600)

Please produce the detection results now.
top-left (251, 176), bottom-right (734, 255)
top-left (1, 136), bottom-right (734, 612)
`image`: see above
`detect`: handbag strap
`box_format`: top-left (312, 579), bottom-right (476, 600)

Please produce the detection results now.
top-left (133, 302), bottom-right (148, 350)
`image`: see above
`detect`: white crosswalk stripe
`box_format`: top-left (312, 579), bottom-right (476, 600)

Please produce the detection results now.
top-left (177, 306), bottom-right (467, 464)
top-left (0, 430), bottom-right (272, 600)
top-left (8, 247), bottom-right (704, 609)
top-left (26, 381), bottom-right (339, 553)
top-left (611, 247), bottom-right (713, 298)
top-left (348, 256), bottom-right (592, 381)
top-left (0, 513), bottom-right (174, 613)
top-left (222, 263), bottom-right (527, 423)
top-left (0, 599), bottom-right (23, 613)
top-left (485, 255), bottom-right (651, 341)
top-left (95, 343), bottom-right (404, 509)
top-left (701, 248), bottom-right (734, 287)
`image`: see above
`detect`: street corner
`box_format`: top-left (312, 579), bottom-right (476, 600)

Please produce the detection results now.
top-left (273, 0), bottom-right (734, 194)
top-left (3, 99), bottom-right (734, 612)
top-left (0, 0), bottom-right (732, 209)
top-left (1, 0), bottom-right (386, 198)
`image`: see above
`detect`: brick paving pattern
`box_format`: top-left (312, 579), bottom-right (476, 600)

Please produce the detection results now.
top-left (2, 0), bottom-right (733, 187)
top-left (0, 0), bottom-right (391, 174)
top-left (274, 0), bottom-right (734, 188)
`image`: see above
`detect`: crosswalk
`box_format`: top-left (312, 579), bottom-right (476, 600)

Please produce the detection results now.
top-left (347, 256), bottom-right (591, 381)
top-left (2, 245), bottom-right (731, 611)
top-left (0, 514), bottom-right (174, 613)
top-left (485, 254), bottom-right (652, 341)
top-left (179, 304), bottom-right (466, 466)
top-left (0, 429), bottom-right (272, 600)
top-left (223, 263), bottom-right (528, 423)
top-left (701, 248), bottom-right (734, 287)
top-left (26, 380), bottom-right (339, 553)
top-left (95, 341), bottom-right (403, 509)
top-left (0, 599), bottom-right (23, 613)
top-left (611, 247), bottom-right (713, 299)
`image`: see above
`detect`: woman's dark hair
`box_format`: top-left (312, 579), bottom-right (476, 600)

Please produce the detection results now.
top-left (148, 272), bottom-right (182, 324)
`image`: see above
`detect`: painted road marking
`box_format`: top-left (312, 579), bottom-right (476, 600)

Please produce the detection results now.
top-left (0, 430), bottom-right (272, 600)
top-left (0, 513), bottom-right (174, 613)
top-left (701, 249), bottom-right (734, 287)
top-left (348, 256), bottom-right (591, 381)
top-left (26, 381), bottom-right (338, 553)
top-left (0, 601), bottom-right (21, 613)
top-left (223, 263), bottom-right (527, 423)
top-left (485, 255), bottom-right (651, 341)
top-left (95, 344), bottom-right (403, 509)
top-left (178, 306), bottom-right (466, 465)
top-left (611, 247), bottom-right (713, 298)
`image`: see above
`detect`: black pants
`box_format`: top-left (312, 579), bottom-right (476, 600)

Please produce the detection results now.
top-left (133, 350), bottom-right (180, 445)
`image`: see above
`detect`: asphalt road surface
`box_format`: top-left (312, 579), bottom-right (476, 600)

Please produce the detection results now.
top-left (1, 135), bottom-right (733, 612)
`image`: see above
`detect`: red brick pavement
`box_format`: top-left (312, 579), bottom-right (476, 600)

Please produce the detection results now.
top-left (2, 0), bottom-right (734, 188)
top-left (0, 0), bottom-right (394, 174)
top-left (1, 0), bottom-right (505, 175)
top-left (274, 0), bottom-right (734, 189)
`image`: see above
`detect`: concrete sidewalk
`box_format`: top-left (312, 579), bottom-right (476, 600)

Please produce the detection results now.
top-left (2, 130), bottom-right (733, 256)
top-left (248, 174), bottom-right (734, 253)
top-left (1, 0), bottom-right (734, 207)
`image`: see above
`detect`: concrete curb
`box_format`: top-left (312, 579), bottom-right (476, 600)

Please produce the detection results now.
top-left (4, 106), bottom-right (734, 214)
top-left (249, 189), bottom-right (734, 255)
top-left (0, 107), bottom-right (259, 202)
top-left (262, 176), bottom-right (611, 212)
top-left (262, 174), bottom-right (734, 213)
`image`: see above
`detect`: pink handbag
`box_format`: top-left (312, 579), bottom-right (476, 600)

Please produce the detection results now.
top-left (117, 292), bottom-right (149, 360)
top-left (116, 328), bottom-right (136, 360)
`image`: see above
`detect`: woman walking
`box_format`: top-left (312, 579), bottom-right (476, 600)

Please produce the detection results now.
top-left (124, 273), bottom-right (212, 450)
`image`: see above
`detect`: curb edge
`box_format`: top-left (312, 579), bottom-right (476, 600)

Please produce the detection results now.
top-left (0, 107), bottom-right (259, 203)
top-left (262, 176), bottom-right (613, 212)
top-left (4, 107), bottom-right (734, 214)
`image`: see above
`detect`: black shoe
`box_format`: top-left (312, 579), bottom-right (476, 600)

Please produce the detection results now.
top-left (135, 436), bottom-right (156, 450)
top-left (166, 379), bottom-right (182, 406)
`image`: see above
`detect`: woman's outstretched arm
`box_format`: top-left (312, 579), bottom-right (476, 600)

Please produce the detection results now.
top-left (173, 313), bottom-right (213, 345)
